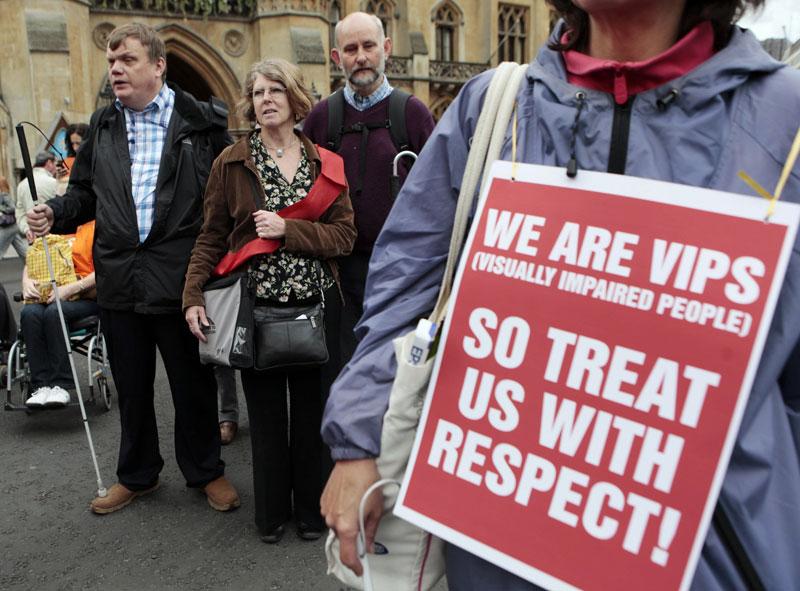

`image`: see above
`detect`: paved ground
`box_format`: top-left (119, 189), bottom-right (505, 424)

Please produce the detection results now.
top-left (0, 257), bottom-right (348, 590)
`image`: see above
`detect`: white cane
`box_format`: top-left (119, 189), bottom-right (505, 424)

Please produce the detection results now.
top-left (16, 124), bottom-right (107, 499)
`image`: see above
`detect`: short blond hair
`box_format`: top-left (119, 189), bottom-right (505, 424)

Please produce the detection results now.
top-left (238, 58), bottom-right (314, 122)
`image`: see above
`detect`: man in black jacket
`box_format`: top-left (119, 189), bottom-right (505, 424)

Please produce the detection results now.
top-left (27, 23), bottom-right (239, 514)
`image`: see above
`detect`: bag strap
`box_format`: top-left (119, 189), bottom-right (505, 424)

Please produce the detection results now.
top-left (427, 62), bottom-right (529, 325)
top-left (325, 88), bottom-right (412, 196)
top-left (314, 259), bottom-right (326, 308)
top-left (326, 88), bottom-right (345, 153)
top-left (387, 88), bottom-right (411, 153)
top-left (326, 87), bottom-right (411, 153)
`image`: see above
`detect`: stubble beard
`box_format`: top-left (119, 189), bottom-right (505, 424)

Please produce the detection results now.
top-left (346, 54), bottom-right (386, 90)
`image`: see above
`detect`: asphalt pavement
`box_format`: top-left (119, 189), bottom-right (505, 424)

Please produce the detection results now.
top-left (0, 257), bottom-right (346, 590)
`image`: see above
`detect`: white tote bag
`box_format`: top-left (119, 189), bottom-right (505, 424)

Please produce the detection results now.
top-left (326, 62), bottom-right (530, 591)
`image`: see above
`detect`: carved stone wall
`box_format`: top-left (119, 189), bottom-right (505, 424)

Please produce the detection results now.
top-left (90, 0), bottom-right (256, 18)
top-left (261, 0), bottom-right (329, 14)
top-left (0, 0), bottom-right (551, 182)
top-left (429, 60), bottom-right (489, 82)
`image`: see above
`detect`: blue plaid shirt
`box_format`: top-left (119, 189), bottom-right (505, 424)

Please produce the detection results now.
top-left (343, 76), bottom-right (393, 111)
top-left (115, 84), bottom-right (174, 243)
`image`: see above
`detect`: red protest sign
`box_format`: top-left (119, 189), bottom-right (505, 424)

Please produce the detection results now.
top-left (395, 163), bottom-right (799, 591)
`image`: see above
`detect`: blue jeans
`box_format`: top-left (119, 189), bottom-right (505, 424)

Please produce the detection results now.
top-left (20, 299), bottom-right (99, 389)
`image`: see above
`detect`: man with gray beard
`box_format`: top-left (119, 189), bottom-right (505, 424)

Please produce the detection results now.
top-left (304, 11), bottom-right (434, 365)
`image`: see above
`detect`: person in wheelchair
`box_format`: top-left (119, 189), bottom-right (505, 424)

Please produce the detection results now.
top-left (21, 220), bottom-right (96, 408)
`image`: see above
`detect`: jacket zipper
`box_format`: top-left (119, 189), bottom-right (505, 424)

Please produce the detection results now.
top-left (607, 97), bottom-right (634, 175)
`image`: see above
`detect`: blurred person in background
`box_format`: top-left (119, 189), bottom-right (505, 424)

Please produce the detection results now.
top-left (216, 365), bottom-right (239, 445)
top-left (16, 152), bottom-right (57, 242)
top-left (56, 123), bottom-right (90, 195)
top-left (0, 176), bottom-right (27, 260)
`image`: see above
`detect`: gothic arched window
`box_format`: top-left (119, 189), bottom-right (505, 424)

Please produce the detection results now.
top-left (433, 1), bottom-right (460, 62)
top-left (497, 4), bottom-right (529, 63)
top-left (365, 0), bottom-right (394, 39)
top-left (329, 0), bottom-right (342, 49)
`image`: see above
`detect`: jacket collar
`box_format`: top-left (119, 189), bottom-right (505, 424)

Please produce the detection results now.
top-left (562, 21), bottom-right (716, 105)
top-left (527, 23), bottom-right (785, 112)
top-left (98, 83), bottom-right (213, 132)
top-left (114, 81), bottom-right (174, 116)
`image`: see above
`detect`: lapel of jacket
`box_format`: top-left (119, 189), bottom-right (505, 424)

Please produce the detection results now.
top-left (154, 107), bottom-right (190, 195)
top-left (100, 107), bottom-right (140, 237)
top-left (106, 108), bottom-right (134, 205)
top-left (147, 93), bottom-right (192, 243)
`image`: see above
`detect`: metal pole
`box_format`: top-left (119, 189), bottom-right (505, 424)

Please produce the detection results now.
top-left (15, 124), bottom-right (107, 499)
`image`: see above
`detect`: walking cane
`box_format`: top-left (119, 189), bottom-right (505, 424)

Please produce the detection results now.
top-left (15, 124), bottom-right (107, 499)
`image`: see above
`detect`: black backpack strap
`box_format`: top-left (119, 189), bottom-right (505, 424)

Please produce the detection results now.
top-left (326, 89), bottom-right (345, 152)
top-left (209, 96), bottom-right (229, 127)
top-left (387, 89), bottom-right (411, 152)
top-left (712, 503), bottom-right (765, 591)
top-left (326, 88), bottom-right (412, 196)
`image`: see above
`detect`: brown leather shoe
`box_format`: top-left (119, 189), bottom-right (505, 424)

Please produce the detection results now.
top-left (203, 476), bottom-right (240, 511)
top-left (90, 481), bottom-right (159, 515)
top-left (219, 421), bottom-right (237, 445)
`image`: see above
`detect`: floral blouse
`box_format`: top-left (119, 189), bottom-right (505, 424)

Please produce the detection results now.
top-left (248, 132), bottom-right (334, 302)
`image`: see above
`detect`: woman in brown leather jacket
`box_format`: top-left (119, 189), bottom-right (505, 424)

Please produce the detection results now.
top-left (183, 58), bottom-right (356, 544)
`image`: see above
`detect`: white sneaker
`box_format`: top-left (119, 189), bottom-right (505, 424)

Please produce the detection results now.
top-left (25, 387), bottom-right (51, 408)
top-left (45, 386), bottom-right (70, 407)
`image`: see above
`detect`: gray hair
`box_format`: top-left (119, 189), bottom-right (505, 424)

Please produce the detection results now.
top-left (34, 151), bottom-right (56, 167)
top-left (334, 12), bottom-right (385, 49)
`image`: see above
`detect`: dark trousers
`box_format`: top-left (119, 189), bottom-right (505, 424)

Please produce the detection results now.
top-left (100, 308), bottom-right (224, 491)
top-left (446, 544), bottom-right (541, 590)
top-left (240, 285), bottom-right (341, 534)
top-left (21, 299), bottom-right (99, 389)
top-left (338, 251), bottom-right (371, 363)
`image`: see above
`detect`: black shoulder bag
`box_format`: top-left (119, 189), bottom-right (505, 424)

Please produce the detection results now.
top-left (253, 259), bottom-right (329, 371)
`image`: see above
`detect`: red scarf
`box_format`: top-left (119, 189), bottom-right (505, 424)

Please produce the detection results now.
top-left (562, 21), bottom-right (715, 105)
top-left (212, 146), bottom-right (347, 276)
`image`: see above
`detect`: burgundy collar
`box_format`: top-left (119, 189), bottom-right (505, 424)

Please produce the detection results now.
top-left (562, 21), bottom-right (715, 104)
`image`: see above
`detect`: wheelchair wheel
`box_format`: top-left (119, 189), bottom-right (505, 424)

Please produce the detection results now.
top-left (97, 374), bottom-right (111, 411)
top-left (6, 340), bottom-right (31, 409)
top-left (88, 333), bottom-right (112, 411)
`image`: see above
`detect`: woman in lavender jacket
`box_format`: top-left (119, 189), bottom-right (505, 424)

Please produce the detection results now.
top-left (321, 0), bottom-right (800, 588)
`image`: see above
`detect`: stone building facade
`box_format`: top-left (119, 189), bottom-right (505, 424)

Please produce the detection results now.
top-left (0, 0), bottom-right (552, 185)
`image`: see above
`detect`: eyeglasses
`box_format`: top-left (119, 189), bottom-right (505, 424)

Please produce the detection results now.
top-left (253, 87), bottom-right (287, 100)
